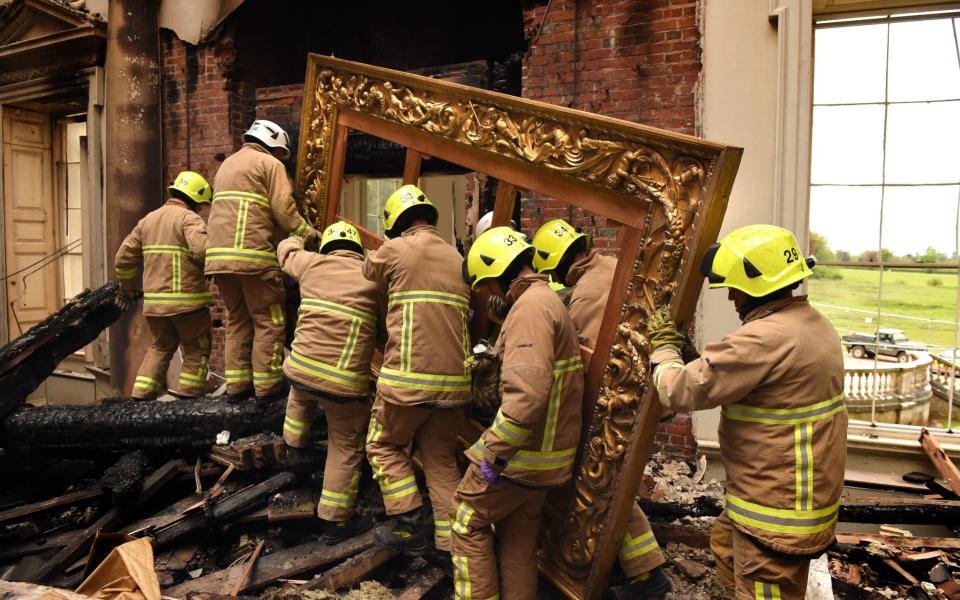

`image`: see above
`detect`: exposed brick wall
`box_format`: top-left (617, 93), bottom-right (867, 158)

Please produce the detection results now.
top-left (254, 85), bottom-right (304, 160)
top-left (521, 0), bottom-right (702, 459)
top-left (161, 26), bottom-right (254, 378)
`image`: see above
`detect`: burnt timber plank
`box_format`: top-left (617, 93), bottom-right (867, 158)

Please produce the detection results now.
top-left (1, 396), bottom-right (285, 453)
top-left (304, 546), bottom-right (399, 591)
top-left (0, 489), bottom-right (104, 525)
top-left (919, 428), bottom-right (960, 497)
top-left (395, 566), bottom-right (446, 600)
top-left (834, 533), bottom-right (960, 549)
top-left (30, 459), bottom-right (183, 583)
top-left (164, 530), bottom-right (375, 597)
top-left (0, 282), bottom-right (131, 417)
top-left (151, 472), bottom-right (296, 548)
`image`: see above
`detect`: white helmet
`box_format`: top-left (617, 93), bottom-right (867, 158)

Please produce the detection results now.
top-left (475, 211), bottom-right (521, 239)
top-left (243, 119), bottom-right (290, 159)
top-left (476, 211), bottom-right (495, 237)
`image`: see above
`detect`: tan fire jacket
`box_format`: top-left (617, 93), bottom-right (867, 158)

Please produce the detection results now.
top-left (114, 198), bottom-right (212, 317)
top-left (278, 237), bottom-right (379, 398)
top-left (468, 275), bottom-right (584, 487)
top-left (205, 143), bottom-right (311, 274)
top-left (565, 249), bottom-right (617, 356)
top-left (362, 224), bottom-right (471, 407)
top-left (653, 296), bottom-right (847, 556)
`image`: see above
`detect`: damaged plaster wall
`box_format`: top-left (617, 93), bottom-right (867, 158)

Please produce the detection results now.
top-left (85, 0), bottom-right (245, 45)
top-left (695, 1), bottom-right (790, 450)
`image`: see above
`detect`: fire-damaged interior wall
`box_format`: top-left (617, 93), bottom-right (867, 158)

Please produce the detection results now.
top-left (158, 0), bottom-right (701, 458)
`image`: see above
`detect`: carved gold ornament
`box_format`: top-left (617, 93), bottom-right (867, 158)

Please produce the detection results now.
top-left (295, 55), bottom-right (740, 600)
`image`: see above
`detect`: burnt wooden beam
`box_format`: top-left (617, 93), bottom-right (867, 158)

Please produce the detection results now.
top-left (641, 494), bottom-right (960, 525)
top-left (151, 472), bottom-right (296, 548)
top-left (919, 429), bottom-right (960, 497)
top-left (834, 533), bottom-right (960, 550)
top-left (395, 566), bottom-right (447, 600)
top-left (0, 489), bottom-right (104, 526)
top-left (1, 396), bottom-right (285, 453)
top-left (304, 546), bottom-right (399, 591)
top-left (164, 530), bottom-right (376, 597)
top-left (0, 282), bottom-right (131, 417)
top-left (31, 459), bottom-right (183, 583)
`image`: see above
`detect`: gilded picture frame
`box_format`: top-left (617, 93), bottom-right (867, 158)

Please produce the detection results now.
top-left (294, 54), bottom-right (742, 600)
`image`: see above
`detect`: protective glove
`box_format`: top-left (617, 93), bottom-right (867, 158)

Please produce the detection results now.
top-left (486, 294), bottom-right (510, 324)
top-left (480, 460), bottom-right (501, 485)
top-left (302, 227), bottom-right (321, 251)
top-left (116, 282), bottom-right (136, 312)
top-left (647, 308), bottom-right (685, 352)
top-left (465, 341), bottom-right (501, 415)
top-left (680, 331), bottom-right (700, 363)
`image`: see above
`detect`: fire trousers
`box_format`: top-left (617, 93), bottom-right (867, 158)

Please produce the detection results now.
top-left (619, 503), bottom-right (665, 578)
top-left (132, 309), bottom-right (210, 399)
top-left (365, 396), bottom-right (465, 551)
top-left (711, 511), bottom-right (812, 600)
top-left (450, 463), bottom-right (548, 600)
top-left (215, 271), bottom-right (286, 397)
top-left (283, 386), bottom-right (371, 522)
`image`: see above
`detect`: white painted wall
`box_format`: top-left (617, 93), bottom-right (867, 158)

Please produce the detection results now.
top-left (695, 1), bottom-right (786, 444)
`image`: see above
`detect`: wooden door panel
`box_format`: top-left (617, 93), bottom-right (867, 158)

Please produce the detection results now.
top-left (3, 108), bottom-right (58, 339)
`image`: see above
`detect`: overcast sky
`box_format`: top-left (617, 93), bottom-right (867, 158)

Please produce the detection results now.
top-left (809, 16), bottom-right (960, 256)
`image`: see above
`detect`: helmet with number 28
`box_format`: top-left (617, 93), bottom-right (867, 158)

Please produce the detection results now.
top-left (464, 226), bottom-right (533, 289)
top-left (699, 224), bottom-right (815, 298)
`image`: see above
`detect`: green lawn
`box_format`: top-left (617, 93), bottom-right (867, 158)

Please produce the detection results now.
top-left (807, 266), bottom-right (960, 352)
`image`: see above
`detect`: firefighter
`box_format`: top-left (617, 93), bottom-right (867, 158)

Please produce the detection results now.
top-left (363, 184), bottom-right (471, 556)
top-left (454, 226), bottom-right (584, 600)
top-left (277, 220), bottom-right (378, 543)
top-left (114, 171), bottom-right (214, 400)
top-left (532, 218), bottom-right (670, 598)
top-left (205, 119), bottom-right (319, 401)
top-left (648, 224), bottom-right (847, 600)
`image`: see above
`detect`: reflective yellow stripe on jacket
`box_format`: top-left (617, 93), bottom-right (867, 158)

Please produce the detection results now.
top-left (381, 289), bottom-right (471, 392)
top-left (207, 190), bottom-right (281, 267)
top-left (287, 350), bottom-right (369, 391)
top-left (723, 393), bottom-right (845, 531)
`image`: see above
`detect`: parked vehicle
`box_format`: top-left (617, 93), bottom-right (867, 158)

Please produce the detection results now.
top-left (841, 328), bottom-right (927, 362)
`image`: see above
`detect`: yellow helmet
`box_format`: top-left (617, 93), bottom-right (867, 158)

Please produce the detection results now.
top-left (168, 170), bottom-right (211, 204)
top-left (464, 226), bottom-right (533, 289)
top-left (700, 224), bottom-right (815, 297)
top-left (531, 219), bottom-right (589, 272)
top-left (382, 184), bottom-right (438, 237)
top-left (320, 220), bottom-right (363, 254)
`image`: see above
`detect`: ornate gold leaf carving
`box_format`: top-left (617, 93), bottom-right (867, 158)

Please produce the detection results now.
top-left (295, 56), bottom-right (736, 599)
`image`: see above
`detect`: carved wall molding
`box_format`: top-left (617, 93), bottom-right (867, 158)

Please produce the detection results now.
top-left (295, 55), bottom-right (741, 599)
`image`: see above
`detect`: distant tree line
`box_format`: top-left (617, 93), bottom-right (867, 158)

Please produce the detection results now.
top-left (809, 232), bottom-right (955, 264)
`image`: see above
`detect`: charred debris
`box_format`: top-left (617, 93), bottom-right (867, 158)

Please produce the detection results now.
top-left (0, 283), bottom-right (959, 599)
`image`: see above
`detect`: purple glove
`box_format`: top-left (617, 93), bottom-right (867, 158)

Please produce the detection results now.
top-left (480, 460), bottom-right (500, 485)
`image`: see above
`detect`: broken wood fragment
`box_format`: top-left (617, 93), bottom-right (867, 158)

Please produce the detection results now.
top-left (231, 539), bottom-right (266, 597)
top-left (164, 530), bottom-right (375, 596)
top-left (395, 565), bottom-right (446, 600)
top-left (0, 489), bottom-right (104, 526)
top-left (31, 459), bottom-right (183, 583)
top-left (835, 533), bottom-right (960, 550)
top-left (267, 486), bottom-right (315, 522)
top-left (209, 434), bottom-right (287, 471)
top-left (0, 282), bottom-right (131, 417)
top-left (304, 546), bottom-right (399, 591)
top-left (919, 429), bottom-right (960, 497)
top-left (883, 557), bottom-right (920, 585)
top-left (899, 550), bottom-right (945, 562)
top-left (152, 471), bottom-right (296, 548)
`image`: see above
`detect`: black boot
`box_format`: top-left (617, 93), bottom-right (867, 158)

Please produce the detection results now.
top-left (321, 513), bottom-right (374, 545)
top-left (255, 382), bottom-right (289, 403)
top-left (279, 445), bottom-right (323, 472)
top-left (373, 506), bottom-right (428, 556)
top-left (610, 567), bottom-right (672, 600)
top-left (224, 387), bottom-right (254, 403)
